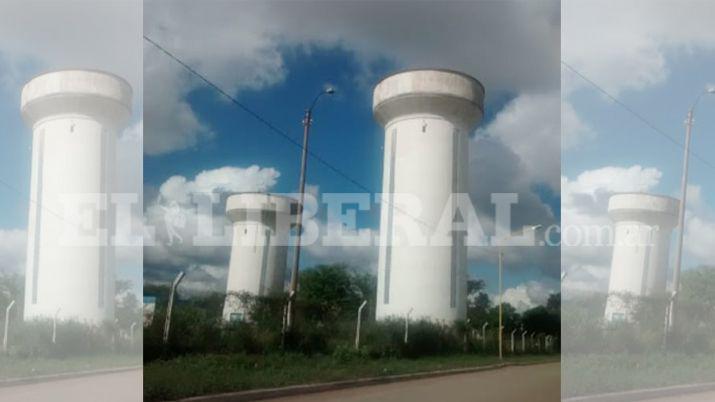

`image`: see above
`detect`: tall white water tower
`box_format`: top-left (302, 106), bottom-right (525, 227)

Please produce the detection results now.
top-left (604, 193), bottom-right (679, 321)
top-left (21, 70), bottom-right (132, 324)
top-left (222, 193), bottom-right (296, 322)
top-left (373, 69), bottom-right (485, 322)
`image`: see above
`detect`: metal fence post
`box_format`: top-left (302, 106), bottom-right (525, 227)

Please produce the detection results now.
top-left (163, 271), bottom-right (185, 344)
top-left (3, 300), bottom-right (15, 353)
top-left (355, 300), bottom-right (367, 349)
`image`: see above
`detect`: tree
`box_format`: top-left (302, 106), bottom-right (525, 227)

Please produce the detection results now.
top-left (298, 264), bottom-right (373, 323)
top-left (466, 277), bottom-right (491, 324)
top-left (115, 280), bottom-right (141, 328)
top-left (522, 305), bottom-right (560, 335)
top-left (0, 273), bottom-right (24, 320)
top-left (546, 293), bottom-right (560, 314)
top-left (487, 302), bottom-right (520, 330)
top-left (680, 266), bottom-right (715, 308)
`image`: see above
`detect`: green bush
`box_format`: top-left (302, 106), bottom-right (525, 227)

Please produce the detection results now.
top-left (7, 319), bottom-right (139, 358)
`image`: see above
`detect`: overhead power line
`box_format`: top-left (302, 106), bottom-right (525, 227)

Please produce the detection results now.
top-left (143, 35), bottom-right (370, 193)
top-left (561, 60), bottom-right (715, 171)
top-left (143, 35), bottom-right (434, 230)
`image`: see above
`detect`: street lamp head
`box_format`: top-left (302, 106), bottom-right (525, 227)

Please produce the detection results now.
top-left (706, 86), bottom-right (715, 94)
top-left (325, 87), bottom-right (336, 95)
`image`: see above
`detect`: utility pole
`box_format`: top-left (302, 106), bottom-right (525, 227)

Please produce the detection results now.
top-left (667, 87), bottom-right (714, 345)
top-left (286, 88), bottom-right (335, 333)
top-left (668, 109), bottom-right (693, 340)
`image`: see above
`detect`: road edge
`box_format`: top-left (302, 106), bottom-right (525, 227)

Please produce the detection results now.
top-left (0, 365), bottom-right (141, 388)
top-left (563, 381), bottom-right (715, 402)
top-left (174, 359), bottom-right (559, 402)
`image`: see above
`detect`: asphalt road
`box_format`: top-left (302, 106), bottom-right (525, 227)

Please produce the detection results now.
top-left (643, 390), bottom-right (715, 401)
top-left (0, 369), bottom-right (142, 402)
top-left (264, 362), bottom-right (560, 402)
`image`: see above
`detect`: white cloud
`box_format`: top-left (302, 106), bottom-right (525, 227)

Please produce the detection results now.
top-left (685, 216), bottom-right (715, 263)
top-left (0, 1), bottom-right (144, 282)
top-left (0, 0), bottom-right (142, 102)
top-left (178, 264), bottom-right (228, 295)
top-left (562, 1), bottom-right (715, 148)
top-left (563, 168), bottom-right (715, 296)
top-left (157, 166), bottom-right (280, 205)
top-left (0, 229), bottom-right (26, 275)
top-left (144, 166), bottom-right (381, 289)
top-left (561, 99), bottom-right (596, 149)
top-left (143, 0), bottom-right (559, 154)
top-left (143, 167), bottom-right (323, 289)
top-left (681, 185), bottom-right (715, 264)
top-left (563, 165), bottom-right (661, 202)
top-left (115, 121), bottom-right (144, 268)
top-left (563, 0), bottom-right (715, 96)
top-left (142, 1), bottom-right (561, 292)
top-left (561, 165), bottom-right (663, 295)
top-left (476, 91), bottom-right (561, 190)
top-left (143, 57), bottom-right (213, 154)
top-left (501, 281), bottom-right (553, 312)
top-left (144, 165), bottom-right (282, 280)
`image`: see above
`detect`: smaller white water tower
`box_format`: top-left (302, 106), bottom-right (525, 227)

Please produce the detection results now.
top-left (604, 193), bottom-right (679, 321)
top-left (222, 193), bottom-right (296, 322)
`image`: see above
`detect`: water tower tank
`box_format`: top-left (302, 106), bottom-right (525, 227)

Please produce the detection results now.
top-left (21, 69), bottom-right (132, 324)
top-left (604, 193), bottom-right (679, 321)
top-left (372, 69), bottom-right (484, 322)
top-left (222, 193), bottom-right (296, 322)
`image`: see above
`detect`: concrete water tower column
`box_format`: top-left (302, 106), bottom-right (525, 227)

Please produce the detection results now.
top-left (21, 70), bottom-right (132, 324)
top-left (372, 69), bottom-right (484, 322)
top-left (222, 193), bottom-right (296, 322)
top-left (604, 193), bottom-right (679, 321)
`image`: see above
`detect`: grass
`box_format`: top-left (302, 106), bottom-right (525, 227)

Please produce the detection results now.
top-left (562, 353), bottom-right (715, 398)
top-left (0, 354), bottom-right (141, 381)
top-left (144, 353), bottom-right (558, 401)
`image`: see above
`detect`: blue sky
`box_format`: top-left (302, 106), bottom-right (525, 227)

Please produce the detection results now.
top-left (561, 1), bottom-right (715, 294)
top-left (0, 0), bottom-right (143, 295)
top-left (144, 46), bottom-right (545, 291)
top-left (143, 1), bottom-right (561, 309)
top-left (564, 52), bottom-right (715, 188)
top-left (0, 86), bottom-right (34, 229)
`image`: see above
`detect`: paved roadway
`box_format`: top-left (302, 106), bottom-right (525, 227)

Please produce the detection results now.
top-left (0, 369), bottom-right (142, 402)
top-left (643, 390), bottom-right (715, 401)
top-left (264, 362), bottom-right (560, 402)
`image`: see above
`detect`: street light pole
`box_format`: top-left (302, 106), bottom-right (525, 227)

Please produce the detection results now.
top-left (286, 88), bottom-right (335, 332)
top-left (667, 87), bottom-right (715, 341)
